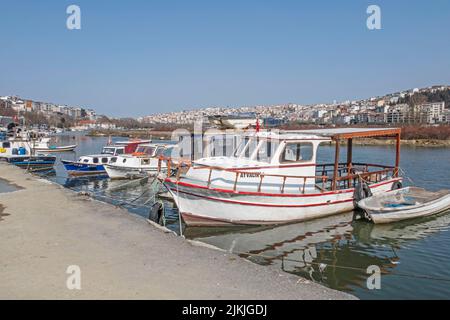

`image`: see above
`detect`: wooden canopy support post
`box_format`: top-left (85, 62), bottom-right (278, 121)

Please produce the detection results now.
top-left (332, 139), bottom-right (340, 191)
top-left (347, 138), bottom-right (353, 188)
top-left (395, 132), bottom-right (401, 177)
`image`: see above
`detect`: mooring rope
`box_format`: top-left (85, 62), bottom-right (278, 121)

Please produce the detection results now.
top-left (399, 167), bottom-right (416, 185)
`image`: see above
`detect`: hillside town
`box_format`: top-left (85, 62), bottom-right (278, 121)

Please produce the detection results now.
top-left (1, 85), bottom-right (450, 131)
top-left (0, 95), bottom-right (119, 130)
top-left (0, 95), bottom-right (97, 120)
top-left (139, 85), bottom-right (450, 126)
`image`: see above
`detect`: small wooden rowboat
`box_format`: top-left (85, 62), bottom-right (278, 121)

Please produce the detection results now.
top-left (358, 187), bottom-right (450, 224)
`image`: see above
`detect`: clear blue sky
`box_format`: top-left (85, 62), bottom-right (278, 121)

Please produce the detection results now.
top-left (1, 0), bottom-right (449, 117)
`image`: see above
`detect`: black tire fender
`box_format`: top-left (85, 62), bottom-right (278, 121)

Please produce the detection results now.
top-left (391, 181), bottom-right (403, 190)
top-left (149, 202), bottom-right (163, 224)
top-left (354, 182), bottom-right (372, 203)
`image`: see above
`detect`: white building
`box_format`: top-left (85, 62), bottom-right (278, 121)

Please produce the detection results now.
top-left (417, 102), bottom-right (446, 124)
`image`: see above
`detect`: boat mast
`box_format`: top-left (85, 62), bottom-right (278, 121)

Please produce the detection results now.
top-left (395, 131), bottom-right (401, 177)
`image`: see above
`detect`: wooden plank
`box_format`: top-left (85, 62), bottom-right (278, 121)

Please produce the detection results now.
top-left (332, 128), bottom-right (402, 140)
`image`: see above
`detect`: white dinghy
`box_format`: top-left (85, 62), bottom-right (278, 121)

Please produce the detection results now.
top-left (358, 187), bottom-right (450, 224)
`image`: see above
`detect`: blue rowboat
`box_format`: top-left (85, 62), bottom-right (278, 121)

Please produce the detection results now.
top-left (61, 159), bottom-right (107, 176)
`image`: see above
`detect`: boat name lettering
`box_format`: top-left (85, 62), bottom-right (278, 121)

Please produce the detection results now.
top-left (240, 172), bottom-right (262, 178)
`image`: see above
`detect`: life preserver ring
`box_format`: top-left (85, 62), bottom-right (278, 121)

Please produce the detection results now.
top-left (391, 181), bottom-right (403, 190)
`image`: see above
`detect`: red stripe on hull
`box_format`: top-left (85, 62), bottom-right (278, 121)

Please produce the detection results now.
top-left (169, 188), bottom-right (355, 208)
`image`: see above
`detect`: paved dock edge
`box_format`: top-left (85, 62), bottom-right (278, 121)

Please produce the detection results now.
top-left (0, 163), bottom-right (356, 300)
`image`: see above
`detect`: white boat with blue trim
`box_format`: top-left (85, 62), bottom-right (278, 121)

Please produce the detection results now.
top-left (358, 187), bottom-right (450, 224)
top-left (33, 137), bottom-right (77, 153)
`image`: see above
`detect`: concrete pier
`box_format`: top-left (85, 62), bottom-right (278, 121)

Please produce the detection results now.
top-left (0, 163), bottom-right (355, 299)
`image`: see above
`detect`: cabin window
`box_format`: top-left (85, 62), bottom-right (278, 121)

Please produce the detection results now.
top-left (101, 158), bottom-right (108, 163)
top-left (141, 158), bottom-right (150, 165)
top-left (136, 146), bottom-right (156, 156)
top-left (255, 140), bottom-right (278, 163)
top-left (116, 149), bottom-right (124, 155)
top-left (233, 136), bottom-right (250, 157)
top-left (155, 147), bottom-right (165, 157)
top-left (83, 159), bottom-right (89, 163)
top-left (110, 157), bottom-right (117, 163)
top-left (102, 147), bottom-right (115, 155)
top-left (93, 158), bottom-right (99, 164)
top-left (2, 142), bottom-right (11, 148)
top-left (123, 159), bottom-right (127, 163)
top-left (280, 143), bottom-right (314, 163)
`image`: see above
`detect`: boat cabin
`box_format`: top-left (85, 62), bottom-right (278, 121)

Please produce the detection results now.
top-left (0, 139), bottom-right (32, 157)
top-left (166, 128), bottom-right (402, 194)
top-left (101, 145), bottom-right (126, 156)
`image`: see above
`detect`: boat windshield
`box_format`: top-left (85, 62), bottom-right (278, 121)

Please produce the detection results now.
top-left (135, 146), bottom-right (156, 156)
top-left (234, 137), bottom-right (278, 163)
top-left (233, 136), bottom-right (251, 157)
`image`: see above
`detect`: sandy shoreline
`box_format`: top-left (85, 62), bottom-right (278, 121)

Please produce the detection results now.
top-left (0, 163), bottom-right (355, 300)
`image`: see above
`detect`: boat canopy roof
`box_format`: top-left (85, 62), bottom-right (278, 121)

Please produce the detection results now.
top-left (252, 127), bottom-right (401, 141)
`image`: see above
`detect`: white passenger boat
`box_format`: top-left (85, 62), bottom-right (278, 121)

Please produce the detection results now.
top-left (358, 187), bottom-right (450, 224)
top-left (105, 144), bottom-right (169, 179)
top-left (160, 128), bottom-right (404, 226)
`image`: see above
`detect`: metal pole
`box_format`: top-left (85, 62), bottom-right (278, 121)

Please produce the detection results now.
top-left (395, 132), bottom-right (400, 177)
top-left (347, 138), bottom-right (353, 187)
top-left (332, 139), bottom-right (340, 191)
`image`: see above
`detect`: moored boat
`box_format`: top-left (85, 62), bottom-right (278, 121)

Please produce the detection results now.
top-left (160, 128), bottom-right (404, 226)
top-left (33, 137), bottom-right (77, 152)
top-left (6, 155), bottom-right (56, 172)
top-left (61, 141), bottom-right (147, 176)
top-left (358, 187), bottom-right (450, 224)
top-left (105, 143), bottom-right (170, 179)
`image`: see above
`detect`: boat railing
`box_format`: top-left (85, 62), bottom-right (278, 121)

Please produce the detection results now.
top-left (158, 156), bottom-right (329, 194)
top-left (158, 156), bottom-right (397, 193)
top-left (316, 162), bottom-right (397, 189)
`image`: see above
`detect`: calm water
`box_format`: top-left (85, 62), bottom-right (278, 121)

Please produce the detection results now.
top-left (39, 133), bottom-right (450, 299)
